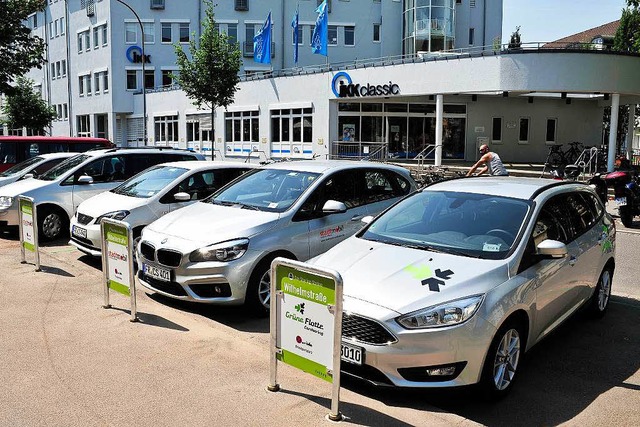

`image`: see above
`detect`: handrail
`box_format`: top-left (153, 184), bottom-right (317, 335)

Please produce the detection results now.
top-left (414, 144), bottom-right (437, 171)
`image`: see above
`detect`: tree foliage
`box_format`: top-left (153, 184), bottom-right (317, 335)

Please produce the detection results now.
top-left (2, 77), bottom-right (57, 134)
top-left (0, 0), bottom-right (47, 95)
top-left (173, 0), bottom-right (241, 140)
top-left (614, 3), bottom-right (640, 53)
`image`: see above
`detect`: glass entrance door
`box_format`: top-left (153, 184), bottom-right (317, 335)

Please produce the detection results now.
top-left (387, 116), bottom-right (408, 158)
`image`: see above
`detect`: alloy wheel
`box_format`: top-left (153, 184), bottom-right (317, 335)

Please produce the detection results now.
top-left (42, 213), bottom-right (62, 239)
top-left (258, 269), bottom-right (271, 310)
top-left (598, 270), bottom-right (612, 311)
top-left (493, 328), bottom-right (521, 391)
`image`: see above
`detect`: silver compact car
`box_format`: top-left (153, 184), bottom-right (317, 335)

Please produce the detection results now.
top-left (69, 161), bottom-right (254, 256)
top-left (137, 161), bottom-right (416, 315)
top-left (309, 177), bottom-right (615, 397)
top-left (0, 152), bottom-right (77, 188)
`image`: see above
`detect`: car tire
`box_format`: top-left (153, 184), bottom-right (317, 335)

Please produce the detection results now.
top-left (245, 256), bottom-right (278, 317)
top-left (479, 320), bottom-right (525, 400)
top-left (587, 267), bottom-right (613, 318)
top-left (619, 206), bottom-right (633, 227)
top-left (37, 206), bottom-right (68, 242)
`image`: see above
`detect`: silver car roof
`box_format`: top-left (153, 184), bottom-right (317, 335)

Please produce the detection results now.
top-left (427, 177), bottom-right (589, 200)
top-left (152, 160), bottom-right (256, 170)
top-left (260, 160), bottom-right (412, 175)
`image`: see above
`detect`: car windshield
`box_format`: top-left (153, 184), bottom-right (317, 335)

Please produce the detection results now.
top-left (0, 156), bottom-right (43, 177)
top-left (111, 165), bottom-right (188, 198)
top-left (208, 168), bottom-right (320, 212)
top-left (38, 154), bottom-right (90, 181)
top-left (361, 190), bottom-right (531, 260)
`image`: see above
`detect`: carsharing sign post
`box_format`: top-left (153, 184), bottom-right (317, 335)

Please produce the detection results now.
top-left (18, 196), bottom-right (40, 271)
top-left (268, 258), bottom-right (344, 422)
top-left (100, 218), bottom-right (137, 322)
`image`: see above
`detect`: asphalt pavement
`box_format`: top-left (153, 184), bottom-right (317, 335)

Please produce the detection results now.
top-left (0, 221), bottom-right (638, 426)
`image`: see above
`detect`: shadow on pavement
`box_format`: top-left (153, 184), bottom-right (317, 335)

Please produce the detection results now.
top-left (146, 292), bottom-right (269, 334)
top-left (107, 306), bottom-right (189, 332)
top-left (40, 264), bottom-right (75, 277)
top-left (77, 254), bottom-right (103, 271)
top-left (341, 295), bottom-right (640, 427)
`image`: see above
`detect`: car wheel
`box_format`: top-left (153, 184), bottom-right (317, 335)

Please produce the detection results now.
top-left (37, 207), bottom-right (67, 242)
top-left (587, 267), bottom-right (613, 318)
top-left (619, 206), bottom-right (633, 227)
top-left (479, 320), bottom-right (524, 399)
top-left (245, 257), bottom-right (276, 317)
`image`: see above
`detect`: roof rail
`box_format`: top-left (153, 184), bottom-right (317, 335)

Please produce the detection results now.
top-left (528, 180), bottom-right (585, 200)
top-left (101, 146), bottom-right (196, 153)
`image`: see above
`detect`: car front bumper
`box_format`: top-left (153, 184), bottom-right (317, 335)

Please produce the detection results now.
top-left (69, 219), bottom-right (103, 256)
top-left (0, 205), bottom-right (19, 227)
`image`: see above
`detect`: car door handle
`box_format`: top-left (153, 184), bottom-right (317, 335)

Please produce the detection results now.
top-left (351, 214), bottom-right (365, 221)
top-left (569, 255), bottom-right (577, 266)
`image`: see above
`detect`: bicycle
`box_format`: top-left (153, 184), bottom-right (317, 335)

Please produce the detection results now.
top-left (545, 141), bottom-right (584, 168)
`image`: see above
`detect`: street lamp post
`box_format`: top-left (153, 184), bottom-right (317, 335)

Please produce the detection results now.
top-left (115, 0), bottom-right (147, 146)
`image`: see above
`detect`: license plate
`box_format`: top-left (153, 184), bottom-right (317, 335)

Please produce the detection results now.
top-left (72, 225), bottom-right (87, 239)
top-left (340, 341), bottom-right (364, 365)
top-left (615, 197), bottom-right (627, 206)
top-left (142, 263), bottom-right (171, 282)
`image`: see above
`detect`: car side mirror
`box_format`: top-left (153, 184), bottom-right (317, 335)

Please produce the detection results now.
top-left (361, 215), bottom-right (374, 225)
top-left (22, 173), bottom-right (35, 180)
top-left (174, 192), bottom-right (191, 202)
top-left (322, 200), bottom-right (347, 214)
top-left (77, 175), bottom-right (94, 185)
top-left (536, 239), bottom-right (567, 258)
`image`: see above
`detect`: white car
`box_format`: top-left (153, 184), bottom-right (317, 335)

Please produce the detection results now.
top-left (0, 153), bottom-right (76, 188)
top-left (69, 161), bottom-right (254, 256)
top-left (309, 177), bottom-right (615, 397)
top-left (137, 161), bottom-right (416, 315)
top-left (0, 148), bottom-right (204, 240)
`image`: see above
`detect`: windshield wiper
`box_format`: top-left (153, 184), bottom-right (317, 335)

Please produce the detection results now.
top-left (211, 200), bottom-right (236, 206)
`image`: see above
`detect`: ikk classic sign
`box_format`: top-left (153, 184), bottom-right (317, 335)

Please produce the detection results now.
top-left (277, 265), bottom-right (337, 381)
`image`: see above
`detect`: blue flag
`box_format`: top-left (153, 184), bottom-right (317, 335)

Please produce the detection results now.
top-left (311, 0), bottom-right (328, 56)
top-left (254, 12), bottom-right (272, 64)
top-left (291, 6), bottom-right (299, 64)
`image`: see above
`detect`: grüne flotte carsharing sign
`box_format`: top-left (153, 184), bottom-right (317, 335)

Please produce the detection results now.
top-left (18, 196), bottom-right (40, 271)
top-left (269, 258), bottom-right (344, 422)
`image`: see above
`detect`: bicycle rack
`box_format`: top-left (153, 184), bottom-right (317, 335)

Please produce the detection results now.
top-left (574, 147), bottom-right (599, 180)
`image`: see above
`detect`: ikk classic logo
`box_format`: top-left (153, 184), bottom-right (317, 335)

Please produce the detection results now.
top-left (126, 46), bottom-right (151, 64)
top-left (331, 71), bottom-right (400, 98)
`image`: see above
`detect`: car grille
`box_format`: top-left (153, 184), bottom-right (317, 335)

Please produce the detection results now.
top-left (341, 363), bottom-right (393, 386)
top-left (70, 236), bottom-right (100, 251)
top-left (140, 241), bottom-right (155, 261)
top-left (138, 271), bottom-right (188, 297)
top-left (342, 313), bottom-right (397, 345)
top-left (76, 213), bottom-right (94, 225)
top-left (189, 283), bottom-right (232, 298)
top-left (157, 249), bottom-right (182, 267)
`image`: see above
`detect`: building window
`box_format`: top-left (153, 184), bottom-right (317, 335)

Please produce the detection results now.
top-left (63, 104), bottom-right (68, 120)
top-left (56, 62), bottom-right (61, 79)
top-left (328, 25), bottom-right (338, 45)
top-left (103, 70), bottom-right (109, 92)
top-left (235, 0), bottom-right (248, 11)
top-left (546, 118), bottom-right (557, 144)
top-left (54, 19), bottom-right (59, 37)
top-left (150, 0), bottom-right (165, 10)
top-left (470, 0), bottom-right (476, 7)
top-left (317, 0), bottom-right (332, 13)
top-left (77, 115), bottom-right (91, 137)
top-left (161, 22), bottom-right (172, 43)
top-left (270, 108), bottom-right (313, 158)
top-left (125, 22), bottom-right (137, 44)
top-left (224, 111), bottom-right (259, 155)
top-left (491, 117), bottom-right (502, 143)
top-left (94, 73), bottom-right (101, 94)
top-left (519, 117), bottom-right (530, 144)
top-left (225, 23), bottom-right (237, 44)
top-left (143, 22), bottom-right (155, 44)
top-left (86, 74), bottom-right (92, 95)
top-left (126, 70), bottom-right (137, 90)
top-left (161, 70), bottom-right (173, 86)
top-left (93, 27), bottom-right (99, 48)
top-left (179, 23), bottom-right (190, 43)
top-left (344, 26), bottom-right (355, 46)
top-left (78, 76), bottom-right (84, 95)
top-left (469, 28), bottom-right (474, 45)
top-left (154, 115), bottom-right (179, 144)
top-left (51, 63), bottom-right (56, 79)
top-left (77, 32), bottom-right (84, 52)
top-left (60, 17), bottom-right (65, 35)
top-left (61, 60), bottom-right (66, 77)
top-left (144, 70), bottom-right (155, 89)
top-left (292, 23), bottom-right (302, 45)
top-left (102, 24), bottom-right (108, 46)
top-left (84, 32), bottom-right (90, 51)
top-left (373, 23), bottom-right (380, 42)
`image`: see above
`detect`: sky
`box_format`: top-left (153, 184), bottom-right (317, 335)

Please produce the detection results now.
top-left (501, 0), bottom-right (629, 44)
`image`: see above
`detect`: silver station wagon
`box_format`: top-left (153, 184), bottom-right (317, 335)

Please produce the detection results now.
top-left (137, 161), bottom-right (416, 315)
top-left (310, 177), bottom-right (615, 398)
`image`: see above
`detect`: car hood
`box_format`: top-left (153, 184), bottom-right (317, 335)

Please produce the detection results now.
top-left (0, 177), bottom-right (51, 197)
top-left (77, 191), bottom-right (149, 217)
top-left (144, 202), bottom-right (281, 248)
top-left (311, 236), bottom-right (509, 316)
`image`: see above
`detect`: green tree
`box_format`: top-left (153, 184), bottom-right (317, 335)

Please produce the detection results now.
top-left (0, 0), bottom-right (47, 95)
top-left (173, 0), bottom-right (242, 152)
top-left (2, 76), bottom-right (57, 134)
top-left (614, 3), bottom-right (640, 52)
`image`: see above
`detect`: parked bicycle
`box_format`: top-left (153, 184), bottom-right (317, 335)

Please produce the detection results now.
top-left (545, 141), bottom-right (584, 168)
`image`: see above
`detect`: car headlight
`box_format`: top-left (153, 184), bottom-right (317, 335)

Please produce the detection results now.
top-left (397, 295), bottom-right (484, 329)
top-left (189, 238), bottom-right (249, 262)
top-left (96, 210), bottom-right (130, 223)
top-left (0, 196), bottom-right (14, 208)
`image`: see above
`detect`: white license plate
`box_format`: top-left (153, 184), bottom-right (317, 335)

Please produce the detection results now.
top-left (340, 342), bottom-right (364, 365)
top-left (72, 225), bottom-right (87, 239)
top-left (143, 263), bottom-right (171, 282)
top-left (615, 197), bottom-right (627, 206)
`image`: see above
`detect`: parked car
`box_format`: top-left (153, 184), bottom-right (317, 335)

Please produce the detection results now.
top-left (137, 161), bottom-right (416, 315)
top-left (0, 148), bottom-right (204, 240)
top-left (0, 152), bottom-right (77, 188)
top-left (309, 177), bottom-right (615, 398)
top-left (69, 161), bottom-right (255, 257)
